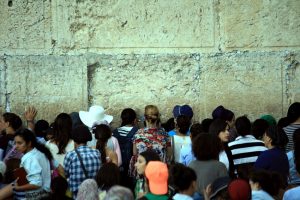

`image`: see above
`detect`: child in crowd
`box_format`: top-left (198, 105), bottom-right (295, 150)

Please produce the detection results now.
top-left (168, 163), bottom-right (197, 200)
top-left (96, 162), bottom-right (120, 199)
top-left (249, 170), bottom-right (280, 200)
top-left (134, 150), bottom-right (161, 199)
top-left (139, 161), bottom-right (169, 200)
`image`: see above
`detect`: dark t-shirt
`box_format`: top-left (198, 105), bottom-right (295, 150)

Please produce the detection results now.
top-left (254, 147), bottom-right (289, 185)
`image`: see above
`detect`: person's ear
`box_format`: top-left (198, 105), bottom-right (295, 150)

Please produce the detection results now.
top-left (192, 180), bottom-right (197, 190)
top-left (28, 141), bottom-right (32, 148)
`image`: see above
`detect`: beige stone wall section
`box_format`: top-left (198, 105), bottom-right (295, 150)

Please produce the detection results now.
top-left (223, 0), bottom-right (300, 49)
top-left (53, 0), bottom-right (214, 49)
top-left (0, 0), bottom-right (51, 51)
top-left (0, 0), bottom-right (299, 124)
top-left (3, 56), bottom-right (88, 121)
top-left (200, 52), bottom-right (284, 120)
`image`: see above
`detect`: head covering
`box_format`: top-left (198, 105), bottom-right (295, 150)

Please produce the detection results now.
top-left (173, 105), bottom-right (193, 119)
top-left (145, 161), bottom-right (168, 195)
top-left (71, 125), bottom-right (92, 143)
top-left (209, 176), bottom-right (231, 199)
top-left (70, 112), bottom-right (84, 129)
top-left (79, 105), bottom-right (113, 128)
top-left (212, 105), bottom-right (225, 119)
top-left (76, 179), bottom-right (99, 200)
top-left (260, 115), bottom-right (277, 126)
top-left (0, 161), bottom-right (6, 177)
top-left (104, 185), bottom-right (134, 200)
top-left (228, 179), bottom-right (251, 200)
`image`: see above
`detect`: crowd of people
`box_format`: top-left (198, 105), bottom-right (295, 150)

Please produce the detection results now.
top-left (0, 102), bottom-right (299, 200)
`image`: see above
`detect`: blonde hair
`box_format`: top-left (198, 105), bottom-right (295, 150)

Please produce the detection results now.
top-left (144, 105), bottom-right (160, 124)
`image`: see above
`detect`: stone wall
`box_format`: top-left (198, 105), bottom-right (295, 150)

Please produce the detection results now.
top-left (0, 0), bottom-right (299, 126)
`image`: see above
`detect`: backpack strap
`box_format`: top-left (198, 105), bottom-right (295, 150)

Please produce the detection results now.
top-left (75, 148), bottom-right (88, 179)
top-left (127, 126), bottom-right (138, 138)
top-left (170, 136), bottom-right (175, 164)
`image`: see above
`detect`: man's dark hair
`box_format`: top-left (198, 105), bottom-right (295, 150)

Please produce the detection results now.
top-left (235, 116), bottom-right (251, 136)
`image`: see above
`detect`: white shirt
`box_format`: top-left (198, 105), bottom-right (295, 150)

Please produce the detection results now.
top-left (172, 135), bottom-right (191, 163)
top-left (219, 150), bottom-right (229, 170)
top-left (46, 140), bottom-right (74, 167)
top-left (21, 148), bottom-right (51, 192)
top-left (173, 193), bottom-right (193, 200)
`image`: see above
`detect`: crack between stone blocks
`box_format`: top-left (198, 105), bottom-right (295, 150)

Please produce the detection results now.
top-left (3, 54), bottom-right (11, 112)
top-left (87, 62), bottom-right (99, 107)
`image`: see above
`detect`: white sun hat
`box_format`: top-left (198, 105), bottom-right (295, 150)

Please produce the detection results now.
top-left (79, 105), bottom-right (113, 128)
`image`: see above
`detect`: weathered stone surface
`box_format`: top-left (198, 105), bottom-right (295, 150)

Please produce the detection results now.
top-left (4, 56), bottom-right (88, 122)
top-left (200, 52), bottom-right (284, 120)
top-left (86, 53), bottom-right (201, 126)
top-left (223, 0), bottom-right (300, 49)
top-left (0, 57), bottom-right (5, 113)
top-left (86, 51), bottom-right (300, 126)
top-left (53, 0), bottom-right (214, 49)
top-left (282, 52), bottom-right (300, 113)
top-left (0, 0), bottom-right (51, 51)
top-left (0, 51), bottom-right (299, 125)
top-left (0, 0), bottom-right (299, 125)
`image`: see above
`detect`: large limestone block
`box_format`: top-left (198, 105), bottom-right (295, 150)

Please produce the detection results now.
top-left (0, 0), bottom-right (51, 52)
top-left (86, 54), bottom-right (201, 126)
top-left (53, 0), bottom-right (214, 49)
top-left (282, 52), bottom-right (300, 112)
top-left (223, 0), bottom-right (300, 49)
top-left (4, 56), bottom-right (87, 122)
top-left (200, 52), bottom-right (284, 120)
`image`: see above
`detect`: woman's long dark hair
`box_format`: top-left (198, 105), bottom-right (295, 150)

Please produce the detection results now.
top-left (209, 119), bottom-right (228, 140)
top-left (15, 129), bottom-right (53, 161)
top-left (93, 124), bottom-right (112, 163)
top-left (52, 113), bottom-right (72, 154)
